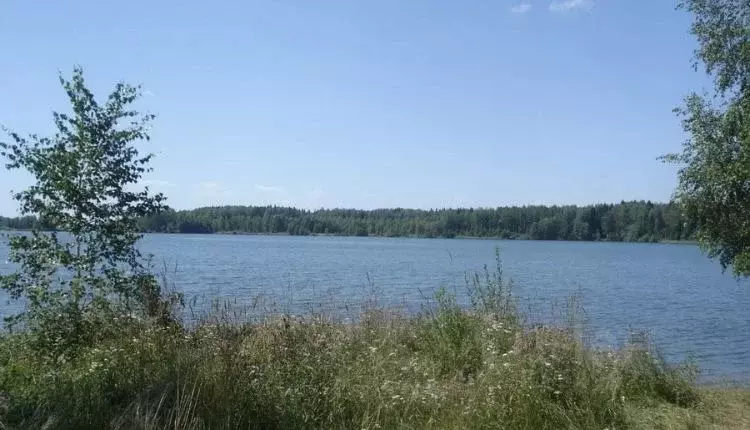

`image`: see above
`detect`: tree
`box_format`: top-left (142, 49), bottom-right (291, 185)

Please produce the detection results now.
top-left (0, 68), bottom-right (169, 355)
top-left (572, 213), bottom-right (593, 241)
top-left (663, 0), bottom-right (750, 276)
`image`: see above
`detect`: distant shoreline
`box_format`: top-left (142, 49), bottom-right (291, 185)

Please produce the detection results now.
top-left (150, 231), bottom-right (700, 245)
top-left (0, 228), bottom-right (700, 245)
top-left (659, 239), bottom-right (699, 245)
top-left (2, 201), bottom-right (698, 243)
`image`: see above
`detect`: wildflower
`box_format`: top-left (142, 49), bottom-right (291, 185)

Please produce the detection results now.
top-left (503, 362), bottom-right (510, 368)
top-left (553, 390), bottom-right (561, 395)
top-left (369, 346), bottom-right (377, 353)
top-left (545, 362), bottom-right (551, 367)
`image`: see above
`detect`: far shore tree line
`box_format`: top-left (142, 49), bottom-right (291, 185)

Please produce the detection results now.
top-left (1, 201), bottom-right (696, 242)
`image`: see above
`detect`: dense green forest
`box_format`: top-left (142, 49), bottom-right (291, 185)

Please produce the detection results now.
top-left (0, 201), bottom-right (697, 242)
top-left (1, 201), bottom-right (696, 241)
top-left (0, 216), bottom-right (39, 231)
top-left (127, 201), bottom-right (693, 242)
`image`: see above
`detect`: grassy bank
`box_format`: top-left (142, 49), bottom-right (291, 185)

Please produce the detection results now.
top-left (0, 268), bottom-right (745, 429)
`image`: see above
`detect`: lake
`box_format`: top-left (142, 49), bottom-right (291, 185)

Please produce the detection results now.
top-left (2, 234), bottom-right (749, 383)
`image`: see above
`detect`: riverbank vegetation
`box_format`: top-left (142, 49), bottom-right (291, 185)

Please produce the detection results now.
top-left (3, 261), bottom-right (746, 430)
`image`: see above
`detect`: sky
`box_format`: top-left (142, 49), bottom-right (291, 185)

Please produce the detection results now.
top-left (0, 0), bottom-right (709, 214)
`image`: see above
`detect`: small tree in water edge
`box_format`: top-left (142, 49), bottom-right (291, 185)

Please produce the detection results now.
top-left (0, 68), bottom-right (170, 358)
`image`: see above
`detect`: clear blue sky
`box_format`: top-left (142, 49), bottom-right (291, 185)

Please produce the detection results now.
top-left (0, 0), bottom-right (708, 214)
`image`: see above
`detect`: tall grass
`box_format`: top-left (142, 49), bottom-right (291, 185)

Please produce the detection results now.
top-left (0, 257), bottom-right (703, 429)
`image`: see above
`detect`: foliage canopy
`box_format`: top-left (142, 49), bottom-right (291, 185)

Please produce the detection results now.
top-left (664, 0), bottom-right (750, 276)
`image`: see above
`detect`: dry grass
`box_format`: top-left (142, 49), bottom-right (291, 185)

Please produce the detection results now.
top-left (0, 260), bottom-right (744, 429)
top-left (625, 388), bottom-right (750, 429)
top-left (0, 306), bottom-right (718, 429)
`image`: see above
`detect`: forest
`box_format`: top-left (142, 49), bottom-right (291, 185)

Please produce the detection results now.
top-left (1, 201), bottom-right (695, 242)
top-left (0, 215), bottom-right (38, 231)
top-left (122, 201), bottom-right (693, 242)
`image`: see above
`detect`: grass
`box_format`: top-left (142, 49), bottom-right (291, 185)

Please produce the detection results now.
top-left (0, 261), bottom-right (745, 429)
top-left (626, 389), bottom-right (750, 429)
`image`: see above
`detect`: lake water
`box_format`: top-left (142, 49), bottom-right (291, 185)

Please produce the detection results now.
top-left (2, 234), bottom-right (749, 383)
